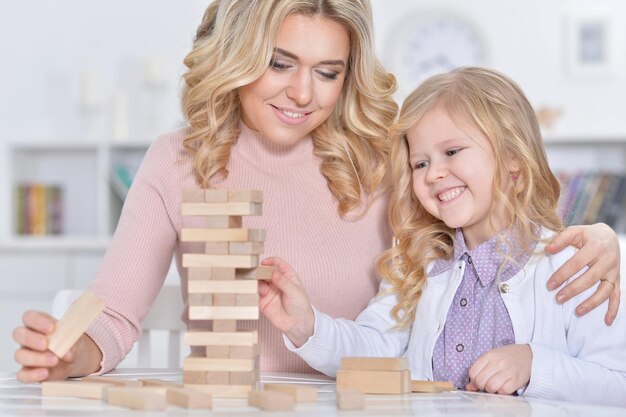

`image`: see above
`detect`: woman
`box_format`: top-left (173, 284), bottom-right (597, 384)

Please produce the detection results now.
top-left (13, 0), bottom-right (620, 383)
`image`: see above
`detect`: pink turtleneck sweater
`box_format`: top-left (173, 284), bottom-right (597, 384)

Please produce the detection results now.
top-left (87, 123), bottom-right (392, 374)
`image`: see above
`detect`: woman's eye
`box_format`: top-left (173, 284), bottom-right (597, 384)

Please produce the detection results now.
top-left (270, 60), bottom-right (290, 71)
top-left (317, 70), bottom-right (338, 80)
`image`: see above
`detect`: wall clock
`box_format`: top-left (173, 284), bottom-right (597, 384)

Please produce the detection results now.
top-left (384, 11), bottom-right (488, 98)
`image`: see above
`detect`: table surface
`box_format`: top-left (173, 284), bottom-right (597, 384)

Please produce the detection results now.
top-left (1, 368), bottom-right (624, 416)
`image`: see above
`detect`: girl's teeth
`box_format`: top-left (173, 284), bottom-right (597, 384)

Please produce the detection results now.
top-left (439, 187), bottom-right (465, 202)
top-left (282, 110), bottom-right (305, 119)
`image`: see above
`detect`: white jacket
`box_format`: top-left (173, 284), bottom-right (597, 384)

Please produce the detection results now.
top-left (289, 243), bottom-right (626, 407)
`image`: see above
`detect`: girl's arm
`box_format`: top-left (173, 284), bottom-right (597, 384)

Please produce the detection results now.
top-left (260, 257), bottom-right (409, 377)
top-left (546, 223), bottom-right (620, 324)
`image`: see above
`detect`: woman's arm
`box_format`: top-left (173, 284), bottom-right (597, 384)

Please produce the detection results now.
top-left (546, 223), bottom-right (621, 324)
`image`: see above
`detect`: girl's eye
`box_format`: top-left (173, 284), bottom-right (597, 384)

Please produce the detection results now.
top-left (270, 59), bottom-right (291, 71)
top-left (316, 70), bottom-right (339, 80)
top-left (446, 148), bottom-right (462, 157)
top-left (413, 161), bottom-right (428, 170)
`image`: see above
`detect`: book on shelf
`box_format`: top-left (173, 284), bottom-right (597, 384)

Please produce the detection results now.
top-left (110, 164), bottom-right (136, 200)
top-left (558, 172), bottom-right (626, 233)
top-left (14, 183), bottom-right (63, 236)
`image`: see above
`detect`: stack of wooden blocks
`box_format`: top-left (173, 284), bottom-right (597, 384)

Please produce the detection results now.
top-left (180, 189), bottom-right (275, 398)
top-left (336, 357), bottom-right (411, 394)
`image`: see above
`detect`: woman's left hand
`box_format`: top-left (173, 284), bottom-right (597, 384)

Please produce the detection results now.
top-left (545, 223), bottom-right (620, 325)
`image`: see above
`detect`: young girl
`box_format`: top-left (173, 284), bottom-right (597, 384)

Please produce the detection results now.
top-left (260, 67), bottom-right (626, 406)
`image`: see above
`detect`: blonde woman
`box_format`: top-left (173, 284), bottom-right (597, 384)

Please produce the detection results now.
top-left (14, 2), bottom-right (620, 383)
top-left (261, 68), bottom-right (625, 406)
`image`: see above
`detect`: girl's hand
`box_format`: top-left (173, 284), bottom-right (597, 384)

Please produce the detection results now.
top-left (546, 223), bottom-right (620, 325)
top-left (13, 310), bottom-right (77, 382)
top-left (259, 257), bottom-right (315, 348)
top-left (466, 344), bottom-right (532, 394)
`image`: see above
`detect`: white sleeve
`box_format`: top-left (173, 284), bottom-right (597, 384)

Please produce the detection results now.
top-left (284, 281), bottom-right (410, 377)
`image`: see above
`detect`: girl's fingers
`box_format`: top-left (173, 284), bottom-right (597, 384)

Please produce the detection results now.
top-left (14, 348), bottom-right (58, 368)
top-left (13, 327), bottom-right (49, 351)
top-left (22, 310), bottom-right (56, 334)
top-left (16, 367), bottom-right (49, 383)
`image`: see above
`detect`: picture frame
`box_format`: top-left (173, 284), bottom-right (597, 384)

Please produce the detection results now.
top-left (564, 9), bottom-right (618, 77)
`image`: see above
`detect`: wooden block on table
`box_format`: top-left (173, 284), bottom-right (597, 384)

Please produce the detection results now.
top-left (336, 389), bottom-right (365, 410)
top-left (188, 293), bottom-right (213, 306)
top-left (42, 380), bottom-right (114, 399)
top-left (188, 267), bottom-right (238, 281)
top-left (82, 376), bottom-right (143, 387)
top-left (229, 241), bottom-right (265, 255)
top-left (181, 228), bottom-right (265, 243)
top-left (47, 290), bottom-right (105, 358)
top-left (204, 241), bottom-right (230, 254)
top-left (105, 386), bottom-right (166, 411)
top-left (236, 293), bottom-right (259, 306)
top-left (140, 379), bottom-right (182, 388)
top-left (228, 190), bottom-right (263, 203)
top-left (189, 306), bottom-right (258, 320)
top-left (188, 279), bottom-right (258, 294)
top-left (229, 369), bottom-right (260, 385)
top-left (182, 189), bottom-right (206, 203)
top-left (340, 357), bottom-right (409, 371)
top-left (184, 330), bottom-right (258, 346)
top-left (213, 320), bottom-right (237, 332)
top-left (336, 369), bottom-right (410, 394)
top-left (182, 202), bottom-right (262, 216)
top-left (183, 254), bottom-right (259, 269)
top-left (248, 389), bottom-right (294, 411)
top-left (166, 387), bottom-right (212, 409)
top-left (184, 384), bottom-right (254, 398)
top-left (203, 216), bottom-right (243, 229)
top-left (204, 345), bottom-right (231, 358)
top-left (184, 356), bottom-right (256, 372)
top-left (183, 371), bottom-right (228, 385)
top-left (411, 380), bottom-right (455, 393)
top-left (204, 189), bottom-right (229, 202)
top-left (235, 266), bottom-right (277, 281)
top-left (264, 383), bottom-right (318, 403)
top-left (229, 344), bottom-right (260, 359)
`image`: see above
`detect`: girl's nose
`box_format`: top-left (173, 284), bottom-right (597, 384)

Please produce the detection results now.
top-left (426, 161), bottom-right (447, 183)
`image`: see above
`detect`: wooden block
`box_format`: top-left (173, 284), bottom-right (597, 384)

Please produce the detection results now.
top-left (184, 330), bottom-right (258, 346)
top-left (184, 384), bottom-right (254, 398)
top-left (105, 387), bottom-right (166, 411)
top-left (228, 190), bottom-right (263, 203)
top-left (236, 293), bottom-right (259, 306)
top-left (42, 380), bottom-right (114, 399)
top-left (235, 266), bottom-right (277, 281)
top-left (47, 290), bottom-right (105, 358)
top-left (188, 267), bottom-right (213, 281)
top-left (203, 216), bottom-right (242, 229)
top-left (181, 228), bottom-right (265, 243)
top-left (189, 306), bottom-right (258, 320)
top-left (141, 379), bottom-right (182, 388)
top-left (188, 293), bottom-right (213, 306)
top-left (205, 372), bottom-right (230, 385)
top-left (183, 371), bottom-right (212, 385)
top-left (82, 376), bottom-right (143, 387)
top-left (230, 369), bottom-right (260, 385)
top-left (213, 320), bottom-right (237, 332)
top-left (204, 241), bottom-right (229, 254)
top-left (340, 357), bottom-right (409, 371)
top-left (229, 241), bottom-right (265, 255)
top-left (212, 294), bottom-right (236, 306)
top-left (336, 369), bottom-right (410, 394)
top-left (183, 254), bottom-right (259, 269)
top-left (229, 344), bottom-right (260, 359)
top-left (182, 202), bottom-right (262, 216)
top-left (336, 389), bottom-right (365, 410)
top-left (184, 356), bottom-right (256, 372)
top-left (182, 189), bottom-right (206, 203)
top-left (203, 189), bottom-right (228, 202)
top-left (166, 387), bottom-right (212, 409)
top-left (264, 383), bottom-right (318, 403)
top-left (411, 380), bottom-right (455, 393)
top-left (204, 345), bottom-right (230, 358)
top-left (248, 389), bottom-right (294, 411)
top-left (188, 279), bottom-right (258, 294)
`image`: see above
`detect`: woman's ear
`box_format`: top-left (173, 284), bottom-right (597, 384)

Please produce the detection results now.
top-left (506, 157), bottom-right (521, 176)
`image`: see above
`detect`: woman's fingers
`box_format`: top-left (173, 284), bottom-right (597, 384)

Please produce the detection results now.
top-left (16, 367), bottom-right (49, 383)
top-left (14, 348), bottom-right (58, 368)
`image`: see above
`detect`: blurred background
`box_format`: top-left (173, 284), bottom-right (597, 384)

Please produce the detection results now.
top-left (0, 0), bottom-right (625, 371)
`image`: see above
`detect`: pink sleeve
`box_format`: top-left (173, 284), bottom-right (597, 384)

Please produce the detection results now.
top-left (86, 134), bottom-right (182, 373)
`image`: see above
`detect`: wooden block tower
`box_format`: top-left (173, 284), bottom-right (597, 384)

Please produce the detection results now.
top-left (180, 189), bottom-right (275, 398)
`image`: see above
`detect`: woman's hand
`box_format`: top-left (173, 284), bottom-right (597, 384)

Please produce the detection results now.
top-left (13, 310), bottom-right (100, 383)
top-left (466, 344), bottom-right (532, 394)
top-left (546, 223), bottom-right (621, 325)
top-left (259, 257), bottom-right (315, 348)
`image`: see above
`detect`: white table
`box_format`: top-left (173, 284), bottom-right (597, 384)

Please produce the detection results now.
top-left (1, 369), bottom-right (624, 416)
